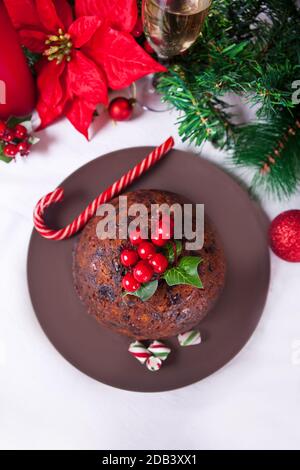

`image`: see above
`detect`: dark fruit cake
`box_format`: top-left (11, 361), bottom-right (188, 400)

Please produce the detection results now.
top-left (73, 190), bottom-right (226, 340)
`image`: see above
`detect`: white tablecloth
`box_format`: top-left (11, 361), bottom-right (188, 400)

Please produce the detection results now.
top-left (0, 104), bottom-right (300, 450)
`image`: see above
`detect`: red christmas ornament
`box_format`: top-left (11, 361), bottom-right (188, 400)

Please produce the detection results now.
top-left (0, 120), bottom-right (6, 136)
top-left (0, 2), bottom-right (36, 119)
top-left (269, 210), bottom-right (300, 262)
top-left (132, 17), bottom-right (143, 38)
top-left (108, 97), bottom-right (134, 121)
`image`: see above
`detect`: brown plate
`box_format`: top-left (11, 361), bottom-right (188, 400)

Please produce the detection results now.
top-left (27, 147), bottom-right (270, 392)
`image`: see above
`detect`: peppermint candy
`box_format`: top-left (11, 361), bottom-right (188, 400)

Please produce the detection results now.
top-left (148, 340), bottom-right (171, 361)
top-left (146, 356), bottom-right (162, 372)
top-left (178, 330), bottom-right (201, 347)
top-left (128, 341), bottom-right (151, 364)
top-left (128, 339), bottom-right (171, 371)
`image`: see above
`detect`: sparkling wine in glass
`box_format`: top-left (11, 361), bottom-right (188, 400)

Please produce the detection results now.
top-left (139, 0), bottom-right (212, 111)
top-left (143, 0), bottom-right (212, 59)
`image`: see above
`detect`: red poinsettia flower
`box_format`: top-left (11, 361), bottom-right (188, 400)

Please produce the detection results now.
top-left (4, 0), bottom-right (166, 138)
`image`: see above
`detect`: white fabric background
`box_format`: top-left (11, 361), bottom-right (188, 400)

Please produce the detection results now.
top-left (0, 102), bottom-right (300, 450)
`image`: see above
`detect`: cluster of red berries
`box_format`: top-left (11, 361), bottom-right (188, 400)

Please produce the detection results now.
top-left (0, 120), bottom-right (31, 158)
top-left (121, 217), bottom-right (174, 293)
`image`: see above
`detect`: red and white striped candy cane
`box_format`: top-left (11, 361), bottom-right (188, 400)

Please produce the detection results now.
top-left (33, 136), bottom-right (174, 241)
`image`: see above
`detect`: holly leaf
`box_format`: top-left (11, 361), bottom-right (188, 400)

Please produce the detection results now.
top-left (6, 115), bottom-right (32, 128)
top-left (163, 256), bottom-right (203, 288)
top-left (124, 280), bottom-right (158, 302)
top-left (0, 143), bottom-right (12, 164)
top-left (163, 240), bottom-right (183, 264)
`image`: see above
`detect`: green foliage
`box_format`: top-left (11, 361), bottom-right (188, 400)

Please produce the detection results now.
top-left (232, 107), bottom-right (300, 199)
top-left (23, 47), bottom-right (41, 72)
top-left (124, 280), bottom-right (158, 301)
top-left (163, 256), bottom-right (203, 288)
top-left (156, 0), bottom-right (300, 198)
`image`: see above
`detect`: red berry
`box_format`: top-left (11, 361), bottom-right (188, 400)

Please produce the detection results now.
top-left (138, 241), bottom-right (156, 260)
top-left (132, 17), bottom-right (143, 38)
top-left (133, 260), bottom-right (154, 283)
top-left (151, 217), bottom-right (174, 246)
top-left (149, 253), bottom-right (168, 274)
top-left (122, 273), bottom-right (141, 292)
top-left (3, 129), bottom-right (15, 142)
top-left (129, 229), bottom-right (143, 246)
top-left (17, 141), bottom-right (31, 156)
top-left (108, 97), bottom-right (134, 121)
top-left (3, 144), bottom-right (17, 157)
top-left (120, 249), bottom-right (139, 267)
top-left (14, 124), bottom-right (28, 139)
top-left (0, 120), bottom-right (6, 137)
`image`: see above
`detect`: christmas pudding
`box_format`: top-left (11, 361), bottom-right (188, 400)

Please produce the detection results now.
top-left (73, 190), bottom-right (226, 340)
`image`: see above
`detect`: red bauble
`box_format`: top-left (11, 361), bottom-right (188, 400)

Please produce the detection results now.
top-left (132, 17), bottom-right (143, 38)
top-left (120, 249), bottom-right (139, 267)
top-left (0, 120), bottom-right (6, 136)
top-left (269, 210), bottom-right (300, 262)
top-left (122, 273), bottom-right (140, 292)
top-left (0, 2), bottom-right (36, 120)
top-left (133, 261), bottom-right (153, 283)
top-left (108, 97), bottom-right (134, 121)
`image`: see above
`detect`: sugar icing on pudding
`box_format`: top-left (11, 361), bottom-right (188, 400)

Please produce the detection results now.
top-left (73, 190), bottom-right (226, 340)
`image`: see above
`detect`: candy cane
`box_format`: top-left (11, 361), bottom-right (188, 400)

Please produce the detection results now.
top-left (33, 136), bottom-right (174, 240)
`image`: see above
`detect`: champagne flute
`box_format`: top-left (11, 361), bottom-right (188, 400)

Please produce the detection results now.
top-left (138, 0), bottom-right (212, 111)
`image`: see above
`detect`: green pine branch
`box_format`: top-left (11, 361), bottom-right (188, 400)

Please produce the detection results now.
top-left (232, 107), bottom-right (300, 199)
top-left (156, 0), bottom-right (300, 198)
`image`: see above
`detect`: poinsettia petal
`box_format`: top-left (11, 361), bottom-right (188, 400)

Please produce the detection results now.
top-left (85, 27), bottom-right (167, 89)
top-left (67, 50), bottom-right (108, 105)
top-left (68, 16), bottom-right (101, 48)
top-left (3, 0), bottom-right (40, 29)
top-left (37, 98), bottom-right (66, 129)
top-left (37, 60), bottom-right (65, 107)
top-left (19, 29), bottom-right (47, 53)
top-left (36, 0), bottom-right (65, 32)
top-left (53, 0), bottom-right (73, 30)
top-left (75, 0), bottom-right (137, 33)
top-left (36, 64), bottom-right (69, 128)
top-left (65, 98), bottom-right (96, 139)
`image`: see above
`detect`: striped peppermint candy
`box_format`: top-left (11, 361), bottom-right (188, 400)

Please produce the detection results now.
top-left (33, 137), bottom-right (174, 241)
top-left (148, 340), bottom-right (171, 361)
top-left (128, 341), bottom-right (151, 364)
top-left (178, 330), bottom-right (201, 347)
top-left (146, 356), bottom-right (162, 372)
